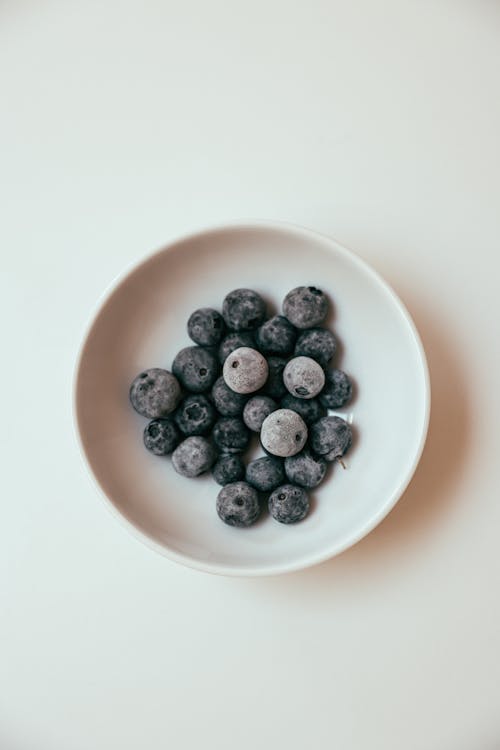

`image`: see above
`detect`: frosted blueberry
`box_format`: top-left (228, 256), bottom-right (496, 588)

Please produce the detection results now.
top-left (280, 393), bottom-right (325, 424)
top-left (172, 346), bottom-right (219, 393)
top-left (174, 394), bottom-right (216, 436)
top-left (212, 417), bottom-right (251, 453)
top-left (319, 369), bottom-right (353, 409)
top-left (129, 368), bottom-right (181, 418)
top-left (212, 454), bottom-right (245, 486)
top-left (243, 395), bottom-right (278, 432)
top-left (284, 449), bottom-right (327, 489)
top-left (294, 328), bottom-right (337, 368)
top-left (309, 415), bottom-right (352, 461)
top-left (268, 484), bottom-right (309, 524)
top-left (245, 456), bottom-right (285, 492)
top-left (283, 356), bottom-right (325, 399)
top-left (222, 289), bottom-right (266, 332)
top-left (211, 376), bottom-right (248, 417)
top-left (263, 356), bottom-right (288, 399)
top-left (187, 307), bottom-right (225, 346)
top-left (260, 408), bottom-right (308, 458)
top-left (143, 418), bottom-right (180, 455)
top-left (172, 436), bottom-right (217, 478)
top-left (223, 347), bottom-right (268, 394)
top-left (216, 481), bottom-right (261, 527)
top-left (283, 286), bottom-right (328, 329)
top-left (218, 331), bottom-right (255, 364)
top-left (255, 315), bottom-right (297, 356)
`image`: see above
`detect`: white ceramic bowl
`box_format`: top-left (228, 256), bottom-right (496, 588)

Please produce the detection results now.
top-left (74, 222), bottom-right (430, 576)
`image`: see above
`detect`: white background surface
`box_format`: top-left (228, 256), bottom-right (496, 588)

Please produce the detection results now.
top-left (1, 1), bottom-right (499, 748)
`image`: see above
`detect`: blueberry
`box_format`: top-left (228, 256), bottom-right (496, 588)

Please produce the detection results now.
top-left (223, 347), bottom-right (268, 394)
top-left (222, 289), bottom-right (266, 331)
top-left (309, 415), bottom-right (352, 460)
top-left (172, 346), bottom-right (219, 393)
top-left (129, 368), bottom-right (181, 419)
top-left (263, 356), bottom-right (288, 399)
top-left (243, 395), bottom-right (278, 432)
top-left (187, 307), bottom-right (225, 346)
top-left (216, 481), bottom-right (261, 527)
top-left (218, 331), bottom-right (256, 364)
top-left (171, 436), bottom-right (217, 477)
top-left (212, 417), bottom-right (250, 454)
top-left (280, 393), bottom-right (325, 424)
top-left (143, 418), bottom-right (180, 455)
top-left (283, 286), bottom-right (328, 329)
top-left (284, 449), bottom-right (327, 489)
top-left (211, 375), bottom-right (248, 417)
top-left (212, 454), bottom-right (245, 486)
top-left (319, 369), bottom-right (353, 409)
top-left (246, 456), bottom-right (285, 492)
top-left (283, 356), bottom-right (325, 399)
top-left (174, 394), bottom-right (216, 436)
top-left (260, 408), bottom-right (308, 458)
top-left (294, 328), bottom-right (337, 368)
top-left (255, 315), bottom-right (297, 356)
top-left (268, 484), bottom-right (309, 524)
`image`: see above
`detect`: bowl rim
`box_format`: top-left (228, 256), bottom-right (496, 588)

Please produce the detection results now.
top-left (73, 219), bottom-right (431, 577)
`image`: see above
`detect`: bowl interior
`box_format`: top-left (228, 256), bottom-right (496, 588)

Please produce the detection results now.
top-left (75, 224), bottom-right (429, 575)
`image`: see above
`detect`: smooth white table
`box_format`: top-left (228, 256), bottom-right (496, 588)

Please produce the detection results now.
top-left (1, 2), bottom-right (499, 748)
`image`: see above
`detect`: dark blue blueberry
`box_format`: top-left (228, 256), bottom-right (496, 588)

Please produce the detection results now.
top-left (212, 417), bottom-right (250, 454)
top-left (187, 307), bottom-right (225, 346)
top-left (211, 376), bottom-right (248, 417)
top-left (212, 454), bottom-right (245, 486)
top-left (218, 331), bottom-right (256, 364)
top-left (245, 456), bottom-right (285, 492)
top-left (171, 436), bottom-right (217, 477)
top-left (283, 286), bottom-right (329, 329)
top-left (143, 418), bottom-right (181, 455)
top-left (222, 289), bottom-right (267, 331)
top-left (243, 395), bottom-right (278, 432)
top-left (263, 356), bottom-right (288, 399)
top-left (255, 315), bottom-right (297, 356)
top-left (174, 394), bottom-right (216, 436)
top-left (129, 368), bottom-right (181, 418)
top-left (280, 393), bottom-right (325, 424)
top-left (284, 449), bottom-right (327, 489)
top-left (319, 369), bottom-right (353, 409)
top-left (172, 346), bottom-right (219, 393)
top-left (309, 415), bottom-right (352, 460)
top-left (268, 484), bottom-right (309, 524)
top-left (216, 481), bottom-right (261, 527)
top-left (294, 328), bottom-right (337, 368)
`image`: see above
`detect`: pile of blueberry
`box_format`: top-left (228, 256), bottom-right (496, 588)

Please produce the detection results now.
top-left (129, 286), bottom-right (353, 527)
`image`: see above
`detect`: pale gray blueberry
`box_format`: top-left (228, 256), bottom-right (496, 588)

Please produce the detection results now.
top-left (222, 289), bottom-right (267, 331)
top-left (143, 418), bottom-right (180, 455)
top-left (212, 417), bottom-right (251, 453)
top-left (294, 328), bottom-right (337, 368)
top-left (283, 356), bottom-right (325, 399)
top-left (319, 369), bottom-right (353, 409)
top-left (174, 394), bottom-right (216, 436)
top-left (263, 356), bottom-right (288, 399)
top-left (282, 286), bottom-right (328, 329)
top-left (268, 484), bottom-right (309, 524)
top-left (218, 331), bottom-right (256, 364)
top-left (223, 347), bottom-right (268, 394)
top-left (216, 482), bottom-right (261, 527)
top-left (211, 376), bottom-right (248, 417)
top-left (280, 393), bottom-right (325, 424)
top-left (309, 415), bottom-right (352, 460)
top-left (171, 436), bottom-right (217, 477)
top-left (243, 395), bottom-right (278, 432)
top-left (129, 368), bottom-right (181, 418)
top-left (255, 315), bottom-right (297, 356)
top-left (172, 346), bottom-right (219, 393)
top-left (212, 454), bottom-right (246, 486)
top-left (187, 307), bottom-right (225, 346)
top-left (284, 449), bottom-right (327, 489)
top-left (260, 409), bottom-right (308, 457)
top-left (245, 456), bottom-right (285, 492)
